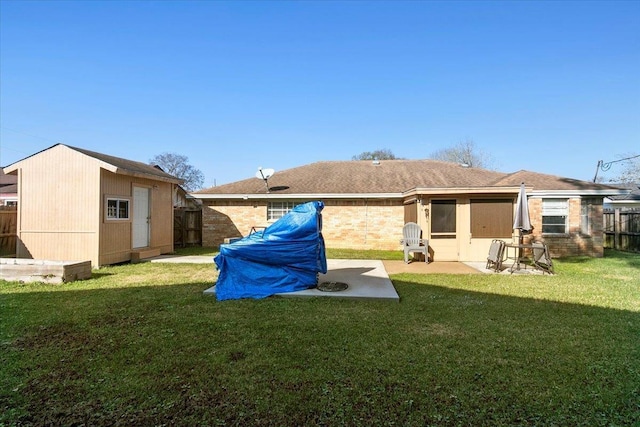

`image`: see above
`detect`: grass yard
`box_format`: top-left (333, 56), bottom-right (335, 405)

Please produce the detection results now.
top-left (1, 250), bottom-right (638, 426)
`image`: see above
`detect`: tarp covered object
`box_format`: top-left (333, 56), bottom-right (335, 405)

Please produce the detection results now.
top-left (213, 201), bottom-right (327, 300)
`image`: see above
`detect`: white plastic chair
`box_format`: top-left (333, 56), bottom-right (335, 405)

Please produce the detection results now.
top-left (400, 222), bottom-right (429, 263)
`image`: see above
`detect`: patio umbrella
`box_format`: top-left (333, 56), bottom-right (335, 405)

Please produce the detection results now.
top-left (513, 182), bottom-right (532, 244)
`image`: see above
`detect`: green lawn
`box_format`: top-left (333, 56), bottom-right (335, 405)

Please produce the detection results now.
top-left (1, 250), bottom-right (638, 426)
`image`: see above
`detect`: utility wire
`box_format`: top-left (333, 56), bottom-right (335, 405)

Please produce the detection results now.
top-left (593, 154), bottom-right (640, 182)
top-left (0, 126), bottom-right (62, 165)
top-left (0, 126), bottom-right (60, 143)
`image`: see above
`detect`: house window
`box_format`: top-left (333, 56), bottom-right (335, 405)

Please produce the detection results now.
top-left (107, 198), bottom-right (130, 220)
top-left (542, 199), bottom-right (568, 234)
top-left (431, 200), bottom-right (456, 238)
top-left (267, 201), bottom-right (297, 221)
top-left (470, 199), bottom-right (513, 238)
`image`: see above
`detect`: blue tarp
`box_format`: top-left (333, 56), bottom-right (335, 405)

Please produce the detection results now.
top-left (213, 201), bottom-right (327, 300)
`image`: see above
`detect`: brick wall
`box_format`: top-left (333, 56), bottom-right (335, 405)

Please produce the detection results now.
top-left (527, 198), bottom-right (604, 258)
top-left (202, 196), bottom-right (606, 257)
top-left (322, 200), bottom-right (405, 249)
top-left (202, 201), bottom-right (268, 247)
top-left (202, 199), bottom-right (404, 250)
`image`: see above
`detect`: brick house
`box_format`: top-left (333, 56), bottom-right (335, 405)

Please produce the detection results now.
top-left (0, 169), bottom-right (18, 206)
top-left (192, 160), bottom-right (627, 261)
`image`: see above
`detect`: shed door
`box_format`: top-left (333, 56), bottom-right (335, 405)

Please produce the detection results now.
top-left (133, 187), bottom-right (150, 248)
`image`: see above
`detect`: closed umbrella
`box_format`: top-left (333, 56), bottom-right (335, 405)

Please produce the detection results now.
top-left (513, 182), bottom-right (532, 245)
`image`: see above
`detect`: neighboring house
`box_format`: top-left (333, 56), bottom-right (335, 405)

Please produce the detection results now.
top-left (604, 183), bottom-right (640, 211)
top-left (174, 184), bottom-right (202, 209)
top-left (0, 169), bottom-right (18, 206)
top-left (192, 160), bottom-right (628, 261)
top-left (3, 144), bottom-right (183, 267)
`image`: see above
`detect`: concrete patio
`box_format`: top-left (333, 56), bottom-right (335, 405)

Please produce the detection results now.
top-left (149, 255), bottom-right (545, 302)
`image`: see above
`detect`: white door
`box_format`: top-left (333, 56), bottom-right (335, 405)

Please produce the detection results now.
top-left (133, 187), bottom-right (150, 248)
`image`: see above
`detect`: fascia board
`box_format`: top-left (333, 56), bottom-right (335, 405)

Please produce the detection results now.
top-left (112, 167), bottom-right (183, 184)
top-left (404, 187), bottom-right (522, 196)
top-left (190, 193), bottom-right (402, 200)
top-left (528, 189), bottom-right (631, 198)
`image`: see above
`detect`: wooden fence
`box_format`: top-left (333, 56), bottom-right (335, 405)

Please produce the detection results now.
top-left (0, 206), bottom-right (17, 257)
top-left (1, 207), bottom-right (201, 255)
top-left (603, 209), bottom-right (640, 253)
top-left (174, 208), bottom-right (202, 247)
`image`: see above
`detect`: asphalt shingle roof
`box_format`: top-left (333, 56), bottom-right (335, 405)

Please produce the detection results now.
top-left (195, 160), bottom-right (621, 196)
top-left (66, 145), bottom-right (182, 183)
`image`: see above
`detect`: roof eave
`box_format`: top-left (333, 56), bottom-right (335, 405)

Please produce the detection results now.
top-left (191, 192), bottom-right (402, 200)
top-left (113, 168), bottom-right (183, 184)
top-left (529, 189), bottom-right (631, 198)
top-left (404, 186), bottom-right (523, 196)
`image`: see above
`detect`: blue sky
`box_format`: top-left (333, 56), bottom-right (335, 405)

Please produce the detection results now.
top-left (1, 1), bottom-right (638, 187)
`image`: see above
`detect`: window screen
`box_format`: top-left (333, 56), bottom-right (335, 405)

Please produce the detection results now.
top-left (471, 199), bottom-right (513, 238)
top-left (431, 200), bottom-right (456, 236)
top-left (542, 199), bottom-right (568, 234)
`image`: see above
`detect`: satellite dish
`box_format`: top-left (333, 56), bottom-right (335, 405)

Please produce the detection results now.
top-left (255, 167), bottom-right (275, 193)
top-left (255, 167), bottom-right (275, 180)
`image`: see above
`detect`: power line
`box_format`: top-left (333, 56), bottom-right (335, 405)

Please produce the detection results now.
top-left (0, 126), bottom-right (62, 165)
top-left (593, 154), bottom-right (640, 182)
top-left (0, 126), bottom-right (60, 143)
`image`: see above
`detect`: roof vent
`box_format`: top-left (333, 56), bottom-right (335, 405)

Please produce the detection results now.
top-left (460, 163), bottom-right (470, 168)
top-left (372, 160), bottom-right (381, 165)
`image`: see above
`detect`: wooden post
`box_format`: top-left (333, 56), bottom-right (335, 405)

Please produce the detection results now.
top-left (614, 208), bottom-right (621, 250)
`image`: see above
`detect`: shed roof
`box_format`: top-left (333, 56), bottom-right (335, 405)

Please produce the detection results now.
top-left (3, 144), bottom-right (183, 184)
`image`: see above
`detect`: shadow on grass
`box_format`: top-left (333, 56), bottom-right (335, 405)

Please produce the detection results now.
top-left (2, 277), bottom-right (639, 426)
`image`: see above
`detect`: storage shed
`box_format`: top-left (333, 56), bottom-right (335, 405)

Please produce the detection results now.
top-left (3, 144), bottom-right (183, 267)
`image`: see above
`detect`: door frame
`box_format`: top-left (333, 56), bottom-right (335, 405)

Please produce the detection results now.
top-left (132, 186), bottom-right (151, 248)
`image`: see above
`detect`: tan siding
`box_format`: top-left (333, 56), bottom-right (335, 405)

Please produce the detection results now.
top-left (99, 173), bottom-right (175, 265)
top-left (15, 145), bottom-right (101, 266)
top-left (11, 145), bottom-right (175, 268)
top-left (149, 181), bottom-right (174, 251)
top-left (99, 171), bottom-right (133, 263)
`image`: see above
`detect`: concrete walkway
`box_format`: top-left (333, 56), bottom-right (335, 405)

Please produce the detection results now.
top-left (149, 254), bottom-right (214, 264)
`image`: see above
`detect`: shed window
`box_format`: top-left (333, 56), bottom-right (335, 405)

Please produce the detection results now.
top-left (267, 201), bottom-right (298, 221)
top-left (107, 198), bottom-right (130, 220)
top-left (542, 199), bottom-right (568, 234)
top-left (471, 199), bottom-right (513, 238)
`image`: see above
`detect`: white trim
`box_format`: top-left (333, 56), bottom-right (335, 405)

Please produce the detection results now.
top-left (529, 189), bottom-right (629, 198)
top-left (191, 188), bottom-right (629, 200)
top-left (191, 193), bottom-right (402, 200)
top-left (106, 197), bottom-right (130, 220)
top-left (405, 186), bottom-right (522, 196)
top-left (605, 199), bottom-right (640, 208)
